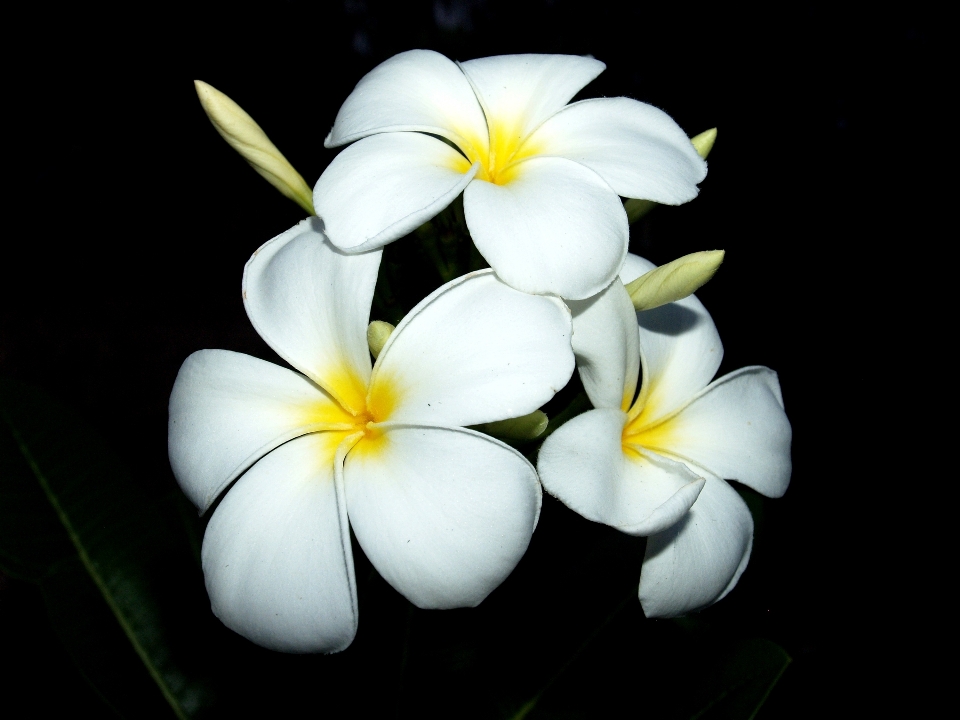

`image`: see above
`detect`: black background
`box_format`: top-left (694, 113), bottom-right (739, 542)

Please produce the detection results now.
top-left (2, 1), bottom-right (934, 716)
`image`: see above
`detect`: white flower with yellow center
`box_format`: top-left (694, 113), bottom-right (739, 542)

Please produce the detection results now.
top-left (314, 50), bottom-right (707, 300)
top-left (538, 255), bottom-right (792, 617)
top-left (168, 218), bottom-right (574, 652)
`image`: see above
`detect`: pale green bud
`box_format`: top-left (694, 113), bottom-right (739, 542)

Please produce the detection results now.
top-left (195, 80), bottom-right (315, 215)
top-left (624, 128), bottom-right (718, 224)
top-left (626, 250), bottom-right (725, 311)
top-left (690, 127), bottom-right (717, 159)
top-left (472, 411), bottom-right (549, 442)
top-left (367, 321), bottom-right (395, 359)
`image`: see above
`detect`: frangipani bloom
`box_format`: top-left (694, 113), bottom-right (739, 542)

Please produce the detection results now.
top-left (538, 255), bottom-right (792, 617)
top-left (315, 50), bottom-right (707, 300)
top-left (168, 218), bottom-right (574, 652)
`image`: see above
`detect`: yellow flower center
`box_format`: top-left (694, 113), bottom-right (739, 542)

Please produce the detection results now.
top-left (303, 366), bottom-right (401, 460)
top-left (621, 395), bottom-right (676, 459)
top-left (448, 117), bottom-right (541, 186)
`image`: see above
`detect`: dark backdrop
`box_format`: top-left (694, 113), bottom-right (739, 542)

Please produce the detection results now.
top-left (3, 1), bottom-right (931, 716)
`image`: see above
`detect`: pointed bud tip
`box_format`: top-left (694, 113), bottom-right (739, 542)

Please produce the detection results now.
top-left (691, 128), bottom-right (717, 159)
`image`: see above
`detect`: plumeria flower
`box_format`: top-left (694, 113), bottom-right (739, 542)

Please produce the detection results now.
top-left (538, 254), bottom-right (792, 617)
top-left (168, 218), bottom-right (574, 652)
top-left (315, 50), bottom-right (707, 300)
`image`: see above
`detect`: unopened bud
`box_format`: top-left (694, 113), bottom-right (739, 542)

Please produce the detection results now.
top-left (625, 250), bottom-right (724, 311)
top-left (472, 410), bottom-right (549, 442)
top-left (625, 128), bottom-right (718, 223)
top-left (367, 321), bottom-right (395, 359)
top-left (195, 80), bottom-right (315, 215)
top-left (690, 127), bottom-right (717, 160)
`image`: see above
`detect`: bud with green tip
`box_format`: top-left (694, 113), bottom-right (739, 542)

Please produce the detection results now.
top-left (367, 320), bottom-right (395, 359)
top-left (195, 80), bottom-right (315, 215)
top-left (625, 250), bottom-right (725, 311)
top-left (472, 411), bottom-right (549, 443)
top-left (624, 128), bottom-right (718, 224)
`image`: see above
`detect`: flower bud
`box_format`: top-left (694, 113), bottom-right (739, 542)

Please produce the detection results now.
top-left (625, 250), bottom-right (724, 311)
top-left (624, 128), bottom-right (717, 223)
top-left (195, 80), bottom-right (315, 215)
top-left (690, 127), bottom-right (717, 159)
top-left (472, 410), bottom-right (549, 442)
top-left (367, 321), bottom-right (395, 359)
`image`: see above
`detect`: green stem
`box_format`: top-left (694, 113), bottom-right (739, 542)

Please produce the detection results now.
top-left (2, 417), bottom-right (188, 720)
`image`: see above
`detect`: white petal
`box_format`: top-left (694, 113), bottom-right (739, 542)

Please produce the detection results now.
top-left (201, 432), bottom-right (357, 653)
top-left (168, 350), bottom-right (351, 513)
top-left (370, 270), bottom-right (574, 427)
top-left (654, 367), bottom-right (792, 498)
top-left (343, 425), bottom-right (541, 608)
top-left (242, 218), bottom-right (380, 413)
top-left (463, 157), bottom-right (628, 299)
top-left (314, 132), bottom-right (479, 253)
top-left (633, 293), bottom-right (722, 425)
top-left (325, 49), bottom-right (488, 152)
top-left (619, 253), bottom-right (656, 284)
top-left (639, 478), bottom-right (753, 617)
top-left (568, 280), bottom-right (640, 410)
top-left (528, 98), bottom-right (707, 204)
top-left (459, 54), bottom-right (605, 143)
top-left (537, 408), bottom-right (704, 535)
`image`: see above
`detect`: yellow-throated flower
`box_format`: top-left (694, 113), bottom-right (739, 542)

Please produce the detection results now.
top-left (315, 50), bottom-right (707, 300)
top-left (169, 218), bottom-right (574, 652)
top-left (537, 255), bottom-right (792, 617)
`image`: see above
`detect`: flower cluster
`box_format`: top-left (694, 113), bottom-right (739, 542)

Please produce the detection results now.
top-left (173, 50), bottom-right (791, 652)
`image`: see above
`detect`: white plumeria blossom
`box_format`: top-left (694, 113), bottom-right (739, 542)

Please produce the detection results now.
top-left (538, 254), bottom-right (792, 617)
top-left (315, 50), bottom-right (707, 300)
top-left (168, 217), bottom-right (574, 653)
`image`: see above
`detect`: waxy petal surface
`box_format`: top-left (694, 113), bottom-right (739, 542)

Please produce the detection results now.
top-left (243, 218), bottom-right (381, 413)
top-left (639, 478), bottom-right (753, 617)
top-left (537, 408), bottom-right (705, 535)
top-left (202, 433), bottom-right (357, 653)
top-left (315, 132), bottom-right (478, 253)
top-left (464, 156), bottom-right (628, 299)
top-left (459, 54), bottom-right (605, 144)
top-left (169, 349), bottom-right (349, 513)
top-left (372, 271), bottom-right (573, 428)
top-left (325, 49), bottom-right (488, 151)
top-left (344, 426), bottom-right (541, 608)
top-left (530, 97), bottom-right (706, 204)
top-left (619, 253), bottom-right (657, 284)
top-left (621, 253), bottom-right (723, 422)
top-left (568, 279), bottom-right (640, 411)
top-left (633, 294), bottom-right (723, 423)
top-left (654, 367), bottom-right (792, 498)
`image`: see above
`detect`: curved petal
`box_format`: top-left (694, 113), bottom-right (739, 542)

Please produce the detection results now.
top-left (325, 49), bottom-right (488, 152)
top-left (621, 253), bottom-right (723, 424)
top-left (653, 367), bottom-right (792, 498)
top-left (370, 270), bottom-right (574, 428)
top-left (619, 253), bottom-right (656, 284)
top-left (343, 425), bottom-right (541, 608)
top-left (463, 156), bottom-right (628, 299)
top-left (459, 54), bottom-right (605, 144)
top-left (201, 432), bottom-right (357, 653)
top-left (537, 408), bottom-right (705, 535)
top-left (169, 350), bottom-right (352, 512)
top-left (528, 97), bottom-right (707, 204)
top-left (242, 218), bottom-right (381, 413)
top-left (568, 280), bottom-right (640, 411)
top-left (638, 478), bottom-right (753, 618)
top-left (314, 132), bottom-right (478, 253)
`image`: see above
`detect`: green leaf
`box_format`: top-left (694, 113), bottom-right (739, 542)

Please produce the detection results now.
top-left (689, 638), bottom-right (791, 720)
top-left (0, 377), bottom-right (214, 718)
